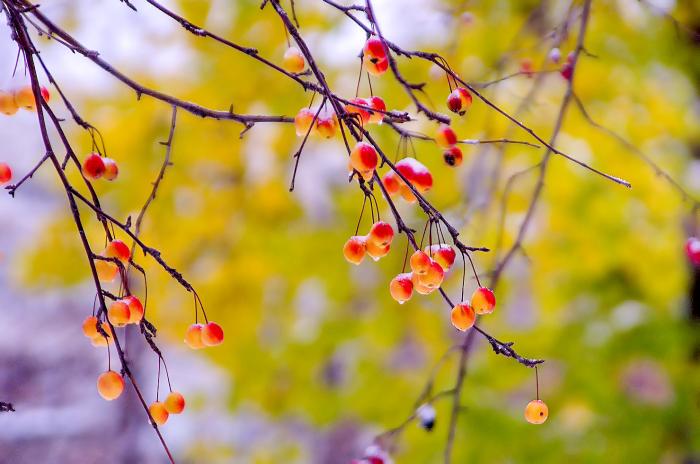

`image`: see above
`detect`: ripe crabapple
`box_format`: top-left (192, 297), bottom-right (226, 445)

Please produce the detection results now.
top-left (108, 300), bottom-right (131, 327)
top-left (82, 316), bottom-right (99, 338)
top-left (314, 113), bottom-right (338, 139)
top-left (443, 146), bottom-right (463, 167)
top-left (366, 96), bottom-right (386, 124)
top-left (164, 391), bottom-right (186, 414)
top-left (346, 98), bottom-right (371, 125)
top-left (416, 260), bottom-right (444, 290)
top-left (0, 91), bottom-right (18, 115)
top-left (282, 46), bottom-right (305, 73)
top-left (686, 237), bottom-right (700, 266)
top-left (412, 275), bottom-right (435, 295)
top-left (471, 287), bottom-right (496, 314)
top-left (524, 399), bottom-right (549, 424)
top-left (294, 108), bottom-right (315, 137)
top-left (446, 87), bottom-right (472, 115)
top-left (451, 302), bottom-right (475, 331)
top-left (82, 153), bottom-right (105, 180)
top-left (95, 257), bottom-right (119, 282)
top-left (363, 36), bottom-right (388, 76)
top-left (0, 162), bottom-right (12, 185)
top-left (365, 240), bottom-right (390, 261)
top-left (389, 273), bottom-right (414, 304)
top-left (97, 370), bottom-right (124, 401)
top-left (201, 321), bottom-right (224, 346)
top-left (13, 85), bottom-right (49, 111)
top-left (343, 236), bottom-right (367, 265)
top-left (368, 221), bottom-right (394, 247)
top-left (350, 142), bottom-right (378, 180)
top-left (365, 58), bottom-right (389, 76)
top-left (410, 250), bottom-right (432, 275)
top-left (105, 239), bottom-right (130, 263)
top-left (561, 62), bottom-right (573, 81)
top-left (184, 323), bottom-right (205, 349)
top-left (435, 124), bottom-right (458, 148)
top-left (424, 244), bottom-right (456, 271)
top-left (382, 172), bottom-right (400, 195)
top-left (149, 401), bottom-right (169, 425)
top-left (102, 158), bottom-right (119, 181)
top-left (124, 295), bottom-right (144, 324)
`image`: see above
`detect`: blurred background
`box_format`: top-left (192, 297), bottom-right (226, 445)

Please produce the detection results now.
top-left (0, 0), bottom-right (699, 463)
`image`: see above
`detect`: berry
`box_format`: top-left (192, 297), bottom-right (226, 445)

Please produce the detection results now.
top-left (105, 239), bottom-right (130, 263)
top-left (149, 401), bottom-right (169, 425)
top-left (0, 90), bottom-right (19, 115)
top-left (82, 153), bottom-right (105, 180)
top-left (416, 260), bottom-right (444, 290)
top-left (425, 244), bottom-right (456, 271)
top-left (524, 399), bottom-right (548, 424)
top-left (410, 250), bottom-right (432, 275)
top-left (346, 98), bottom-right (371, 125)
top-left (97, 370), bottom-right (124, 401)
top-left (82, 316), bottom-right (99, 338)
top-left (343, 236), bottom-right (367, 265)
top-left (350, 142), bottom-right (378, 180)
top-left (124, 295), bottom-right (144, 324)
top-left (164, 391), bottom-right (186, 414)
top-left (389, 272), bottom-right (414, 304)
top-left (13, 85), bottom-right (48, 111)
top-left (367, 96), bottom-right (386, 124)
top-left (108, 300), bottom-right (131, 327)
top-left (471, 287), bottom-right (496, 315)
top-left (560, 62), bottom-right (573, 81)
top-left (95, 257), bottom-right (119, 282)
top-left (451, 303), bottom-right (475, 331)
top-left (446, 87), bottom-right (472, 115)
top-left (366, 240), bottom-right (390, 261)
top-left (0, 162), bottom-right (12, 185)
top-left (382, 172), bottom-right (400, 195)
top-left (91, 322), bottom-right (114, 347)
top-left (436, 125), bottom-right (458, 148)
top-left (520, 58), bottom-right (534, 78)
top-left (365, 58), bottom-right (389, 76)
top-left (314, 113), bottom-right (338, 139)
top-left (41, 86), bottom-right (50, 103)
top-left (184, 323), bottom-right (205, 349)
top-left (443, 146), bottom-right (463, 167)
top-left (549, 47), bottom-right (561, 63)
top-left (368, 221), bottom-right (394, 247)
top-left (102, 158), bottom-right (119, 181)
top-left (417, 403), bottom-right (436, 431)
top-left (201, 321), bottom-right (224, 346)
top-left (294, 108), bottom-right (315, 136)
top-left (363, 36), bottom-right (387, 62)
top-left (397, 158), bottom-right (433, 192)
top-left (412, 274), bottom-right (435, 295)
top-left (282, 46), bottom-right (305, 73)
top-left (686, 237), bottom-right (700, 266)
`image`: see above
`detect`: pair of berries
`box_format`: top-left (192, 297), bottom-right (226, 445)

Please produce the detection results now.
top-left (184, 322), bottom-right (224, 349)
top-left (149, 391), bottom-right (186, 426)
top-left (389, 246), bottom-right (456, 303)
top-left (345, 96), bottom-right (387, 125)
top-left (0, 85), bottom-right (50, 115)
top-left (107, 295), bottom-right (145, 327)
top-left (686, 237), bottom-right (700, 266)
top-left (382, 157), bottom-right (433, 203)
top-left (450, 287), bottom-right (496, 331)
top-left (95, 239), bottom-right (131, 282)
top-left (363, 36), bottom-right (389, 76)
top-left (343, 221), bottom-right (395, 265)
top-left (82, 316), bottom-right (114, 347)
top-left (435, 125), bottom-right (463, 167)
top-left (349, 142), bottom-right (379, 181)
top-left (0, 162), bottom-right (12, 185)
top-left (294, 106), bottom-right (339, 139)
top-left (82, 153), bottom-right (119, 181)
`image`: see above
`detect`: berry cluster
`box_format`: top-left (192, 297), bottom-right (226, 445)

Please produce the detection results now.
top-left (184, 321), bottom-right (224, 349)
top-left (389, 246), bottom-right (455, 304)
top-left (94, 239), bottom-right (130, 282)
top-left (382, 157), bottom-right (433, 203)
top-left (686, 237), bottom-right (700, 266)
top-left (82, 152), bottom-right (119, 182)
top-left (294, 105), bottom-right (339, 139)
top-left (345, 96), bottom-right (387, 126)
top-left (149, 390), bottom-right (186, 426)
top-left (450, 287), bottom-right (496, 331)
top-left (343, 221), bottom-right (395, 265)
top-left (435, 124), bottom-right (463, 167)
top-left (0, 84), bottom-right (49, 115)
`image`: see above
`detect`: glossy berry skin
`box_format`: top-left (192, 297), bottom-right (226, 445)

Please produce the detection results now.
top-left (524, 399), bottom-right (549, 424)
top-left (0, 163), bottom-right (12, 185)
top-left (95, 258), bottom-right (119, 282)
top-left (97, 370), bottom-right (124, 401)
top-left (149, 401), bottom-right (169, 426)
top-left (443, 146), bottom-right (463, 167)
top-left (102, 158), bottom-right (119, 181)
top-left (363, 36), bottom-right (387, 62)
top-left (410, 250), bottom-right (432, 275)
top-left (201, 321), bottom-right (224, 346)
top-left (451, 303), bottom-right (475, 331)
top-left (425, 244), bottom-right (456, 271)
top-left (471, 287), bottom-right (496, 315)
top-left (294, 108), bottom-right (315, 137)
top-left (412, 274), bottom-right (436, 295)
top-left (343, 236), bottom-right (367, 265)
top-left (382, 173), bottom-right (400, 195)
top-left (346, 98), bottom-right (371, 125)
top-left (314, 114), bottom-right (338, 139)
top-left (446, 87), bottom-right (472, 115)
top-left (0, 91), bottom-right (19, 115)
top-left (686, 237), bottom-right (700, 266)
top-left (282, 46), bottom-right (305, 73)
top-left (165, 391), bottom-right (186, 414)
top-left (82, 316), bottom-right (99, 338)
top-left (108, 300), bottom-right (131, 327)
top-left (366, 240), bottom-right (390, 261)
top-left (124, 295), bottom-right (144, 324)
top-left (184, 323), bottom-right (205, 350)
top-left (416, 260), bottom-right (444, 290)
top-left (82, 153), bottom-right (105, 180)
top-left (397, 157), bottom-right (433, 192)
top-left (436, 125), bottom-right (458, 148)
top-left (368, 221), bottom-right (394, 247)
top-left (389, 273), bottom-right (414, 304)
top-left (365, 58), bottom-right (389, 76)
top-left (13, 86), bottom-right (37, 110)
top-left (367, 96), bottom-right (386, 124)
top-left (350, 142), bottom-right (378, 180)
top-left (105, 239), bottom-right (130, 263)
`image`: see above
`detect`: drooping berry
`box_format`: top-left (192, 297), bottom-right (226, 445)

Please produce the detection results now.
top-left (282, 46), bottom-right (305, 73)
top-left (451, 302), bottom-right (475, 331)
top-left (82, 153), bottom-right (105, 180)
top-left (382, 172), bottom-right (400, 195)
top-left (0, 91), bottom-right (19, 115)
top-left (314, 112), bottom-right (338, 139)
top-left (294, 108), bottom-right (315, 137)
top-left (436, 125), bottom-right (458, 148)
top-left (367, 96), bottom-right (386, 124)
top-left (471, 287), bottom-right (496, 315)
top-left (412, 274), bottom-right (435, 295)
top-left (416, 260), bottom-right (444, 290)
top-left (346, 98), bottom-right (371, 125)
top-left (0, 162), bottom-right (12, 185)
top-left (13, 85), bottom-right (49, 111)
top-left (343, 236), bottom-right (367, 265)
top-left (105, 239), bottom-right (131, 264)
top-left (368, 221), bottom-right (394, 247)
top-left (365, 240), bottom-right (390, 261)
top-left (443, 146), bottom-right (463, 167)
top-left (164, 391), bottom-right (186, 414)
top-left (201, 321), bottom-right (224, 346)
top-left (389, 272), bottom-right (414, 304)
top-left (124, 295), bottom-right (144, 324)
top-left (524, 399), bottom-right (549, 424)
top-left (97, 370), bottom-right (124, 401)
top-left (425, 244), bottom-right (456, 271)
top-left (95, 257), bottom-right (119, 282)
top-left (446, 87), bottom-right (472, 115)
top-left (686, 237), bottom-right (700, 266)
top-left (363, 36), bottom-right (389, 76)
top-left (149, 401), bottom-right (169, 425)
top-left (102, 158), bottom-right (119, 181)
top-left (410, 250), bottom-right (432, 275)
top-left (82, 316), bottom-right (99, 338)
top-left (184, 323), bottom-right (205, 349)
top-left (108, 300), bottom-right (131, 327)
top-left (350, 142), bottom-right (378, 181)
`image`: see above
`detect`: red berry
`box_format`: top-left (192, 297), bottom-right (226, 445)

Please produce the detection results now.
top-left (124, 295), bottom-right (144, 324)
top-left (390, 272), bottom-right (414, 304)
top-left (346, 98), bottom-right (371, 125)
top-left (0, 162), bottom-right (12, 185)
top-left (105, 239), bottom-right (131, 263)
top-left (368, 221), bottom-right (394, 247)
top-left (363, 36), bottom-right (387, 62)
top-left (443, 146), bottom-right (463, 167)
top-left (425, 244), bottom-right (456, 271)
top-left (294, 108), bottom-right (315, 136)
top-left (686, 237), bottom-right (700, 266)
top-left (446, 87), bottom-right (472, 115)
top-left (367, 96), bottom-right (386, 124)
top-left (436, 124), bottom-right (458, 148)
top-left (184, 323), bottom-right (205, 349)
top-left (201, 321), bottom-right (224, 346)
top-left (97, 370), bottom-right (124, 401)
top-left (471, 287), bottom-right (496, 315)
top-left (350, 142), bottom-right (378, 181)
top-left (451, 302), bottom-right (475, 331)
top-left (82, 153), bottom-right (105, 180)
top-left (560, 63), bottom-right (573, 81)
top-left (343, 236), bottom-right (367, 265)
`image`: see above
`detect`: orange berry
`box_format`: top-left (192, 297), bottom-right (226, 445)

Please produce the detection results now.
top-left (102, 157), bottom-right (119, 181)
top-left (389, 273), bottom-right (413, 304)
top-left (184, 323), bottom-right (205, 349)
top-left (350, 142), bottom-right (378, 180)
top-left (443, 146), bottom-right (463, 167)
top-left (105, 239), bottom-right (131, 263)
top-left (294, 108), bottom-right (315, 137)
top-left (343, 236), bottom-right (367, 265)
top-left (124, 295), bottom-right (144, 324)
top-left (164, 391), bottom-right (186, 414)
top-left (367, 96), bottom-right (386, 124)
top-left (82, 153), bottom-right (105, 180)
top-left (365, 57), bottom-right (389, 76)
top-left (524, 399), bottom-right (548, 424)
top-left (149, 401), bottom-right (169, 425)
top-left (363, 36), bottom-right (387, 62)
top-left (13, 86), bottom-right (36, 110)
top-left (416, 260), bottom-right (444, 289)
top-left (451, 303), bottom-right (475, 331)
top-left (368, 221), bottom-right (394, 247)
top-left (446, 87), bottom-right (472, 115)
top-left (315, 113), bottom-right (338, 139)
top-left (471, 287), bottom-right (496, 315)
top-left (0, 90), bottom-right (19, 115)
top-left (82, 316), bottom-right (99, 338)
top-left (381, 172), bottom-right (400, 195)
top-left (436, 124), bottom-right (458, 148)
top-left (410, 250), bottom-right (432, 275)
top-left (345, 98), bottom-right (371, 125)
top-left (97, 370), bottom-right (124, 401)
top-left (0, 163), bottom-right (12, 185)
top-left (366, 240), bottom-right (390, 261)
top-left (201, 321), bottom-right (224, 346)
top-left (412, 273), bottom-right (435, 295)
top-left (425, 244), bottom-right (456, 271)
top-left (95, 258), bottom-right (119, 282)
top-left (108, 300), bottom-right (130, 327)
top-left (91, 322), bottom-right (114, 347)
top-left (282, 46), bottom-right (305, 73)
top-left (399, 183), bottom-right (417, 203)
